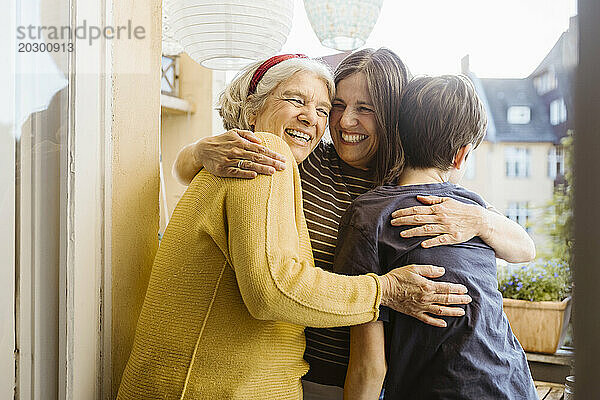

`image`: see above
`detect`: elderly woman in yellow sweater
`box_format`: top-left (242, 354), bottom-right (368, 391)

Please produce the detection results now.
top-left (117, 54), bottom-right (470, 400)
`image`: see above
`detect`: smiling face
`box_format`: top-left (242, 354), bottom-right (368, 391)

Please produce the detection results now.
top-left (251, 70), bottom-right (331, 163)
top-left (329, 72), bottom-right (380, 170)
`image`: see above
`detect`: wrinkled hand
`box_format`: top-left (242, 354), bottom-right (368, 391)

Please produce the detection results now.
top-left (195, 129), bottom-right (287, 179)
top-left (378, 265), bottom-right (471, 327)
top-left (390, 195), bottom-right (488, 248)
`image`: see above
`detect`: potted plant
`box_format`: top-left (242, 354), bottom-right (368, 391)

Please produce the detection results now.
top-left (498, 259), bottom-right (572, 354)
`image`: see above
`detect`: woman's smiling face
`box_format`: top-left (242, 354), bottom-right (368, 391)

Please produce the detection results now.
top-left (329, 72), bottom-right (379, 170)
top-left (251, 70), bottom-right (331, 163)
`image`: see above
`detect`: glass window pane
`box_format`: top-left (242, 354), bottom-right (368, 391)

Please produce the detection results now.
top-left (12, 0), bottom-right (71, 395)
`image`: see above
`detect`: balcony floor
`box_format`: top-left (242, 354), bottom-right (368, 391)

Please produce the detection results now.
top-left (535, 381), bottom-right (565, 399)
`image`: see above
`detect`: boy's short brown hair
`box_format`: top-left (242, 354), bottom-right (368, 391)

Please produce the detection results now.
top-left (392, 74), bottom-right (487, 175)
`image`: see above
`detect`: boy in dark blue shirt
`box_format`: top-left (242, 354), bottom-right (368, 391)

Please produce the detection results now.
top-left (334, 75), bottom-right (537, 399)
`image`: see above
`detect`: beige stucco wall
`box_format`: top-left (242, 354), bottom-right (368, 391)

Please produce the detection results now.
top-left (461, 141), bottom-right (556, 253)
top-left (110, 0), bottom-right (161, 396)
top-left (160, 53), bottom-right (214, 233)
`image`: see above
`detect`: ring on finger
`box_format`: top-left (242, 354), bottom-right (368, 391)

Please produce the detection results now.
top-left (237, 160), bottom-right (246, 169)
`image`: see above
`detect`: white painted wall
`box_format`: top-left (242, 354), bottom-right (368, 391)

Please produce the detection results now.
top-left (0, 123), bottom-right (16, 400)
top-left (1, 0), bottom-right (16, 394)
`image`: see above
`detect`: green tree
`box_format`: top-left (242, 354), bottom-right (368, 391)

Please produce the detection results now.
top-left (544, 132), bottom-right (574, 266)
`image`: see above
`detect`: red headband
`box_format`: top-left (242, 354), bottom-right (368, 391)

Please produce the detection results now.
top-left (248, 54), bottom-right (308, 96)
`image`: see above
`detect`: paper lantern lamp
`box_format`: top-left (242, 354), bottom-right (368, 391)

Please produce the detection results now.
top-left (162, 0), bottom-right (184, 56)
top-left (169, 0), bottom-right (294, 70)
top-left (304, 0), bottom-right (383, 51)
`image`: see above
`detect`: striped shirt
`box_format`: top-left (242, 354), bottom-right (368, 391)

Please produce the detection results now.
top-left (298, 141), bottom-right (374, 387)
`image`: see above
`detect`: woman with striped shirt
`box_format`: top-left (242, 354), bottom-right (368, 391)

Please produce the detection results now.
top-left (173, 48), bottom-right (535, 399)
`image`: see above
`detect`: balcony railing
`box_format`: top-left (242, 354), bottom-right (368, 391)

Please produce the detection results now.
top-left (161, 55), bottom-right (179, 97)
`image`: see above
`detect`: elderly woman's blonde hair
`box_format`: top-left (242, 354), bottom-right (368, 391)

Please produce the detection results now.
top-left (218, 57), bottom-right (335, 131)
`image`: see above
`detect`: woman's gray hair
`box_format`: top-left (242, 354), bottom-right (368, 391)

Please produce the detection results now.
top-left (218, 57), bottom-right (335, 130)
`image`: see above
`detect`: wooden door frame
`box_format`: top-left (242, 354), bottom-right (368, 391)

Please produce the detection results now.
top-left (62, 0), bottom-right (113, 398)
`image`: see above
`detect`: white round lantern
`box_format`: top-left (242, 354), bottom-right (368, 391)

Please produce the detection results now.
top-left (304, 0), bottom-right (384, 51)
top-left (169, 0), bottom-right (294, 70)
top-left (162, 0), bottom-right (184, 56)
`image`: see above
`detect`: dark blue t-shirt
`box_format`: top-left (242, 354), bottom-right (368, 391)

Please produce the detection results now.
top-left (334, 182), bottom-right (537, 400)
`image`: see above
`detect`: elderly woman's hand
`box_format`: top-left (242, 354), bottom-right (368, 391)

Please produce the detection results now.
top-left (389, 195), bottom-right (536, 262)
top-left (378, 265), bottom-right (471, 327)
top-left (390, 195), bottom-right (486, 248)
top-left (192, 129), bottom-right (288, 179)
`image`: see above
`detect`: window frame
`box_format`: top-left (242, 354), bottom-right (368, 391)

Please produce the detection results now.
top-left (0, 74), bottom-right (16, 399)
top-left (505, 201), bottom-right (531, 232)
top-left (161, 55), bottom-right (180, 97)
top-left (505, 146), bottom-right (531, 178)
top-left (550, 98), bottom-right (567, 126)
top-left (548, 145), bottom-right (565, 179)
top-left (507, 105), bottom-right (532, 124)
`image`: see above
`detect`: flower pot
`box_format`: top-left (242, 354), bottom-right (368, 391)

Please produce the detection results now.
top-left (502, 296), bottom-right (572, 354)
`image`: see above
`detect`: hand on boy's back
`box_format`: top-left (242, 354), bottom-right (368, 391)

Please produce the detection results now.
top-left (390, 195), bottom-right (484, 248)
top-left (379, 265), bottom-right (471, 328)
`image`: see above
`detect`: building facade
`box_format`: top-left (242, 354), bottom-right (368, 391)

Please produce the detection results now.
top-left (462, 17), bottom-right (577, 256)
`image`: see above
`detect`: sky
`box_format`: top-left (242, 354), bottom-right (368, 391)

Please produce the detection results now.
top-left (2, 0), bottom-right (578, 125)
top-left (282, 0), bottom-right (578, 78)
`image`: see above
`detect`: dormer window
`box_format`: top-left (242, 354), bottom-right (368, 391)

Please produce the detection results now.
top-left (507, 106), bottom-right (531, 124)
top-left (533, 68), bottom-right (558, 95)
top-left (550, 98), bottom-right (567, 125)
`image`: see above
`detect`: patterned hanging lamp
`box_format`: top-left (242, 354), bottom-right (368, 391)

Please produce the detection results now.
top-left (162, 0), bottom-right (184, 56)
top-left (169, 0), bottom-right (294, 70)
top-left (304, 0), bottom-right (384, 51)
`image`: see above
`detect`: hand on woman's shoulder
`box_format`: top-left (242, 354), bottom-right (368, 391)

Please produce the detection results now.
top-left (251, 132), bottom-right (296, 169)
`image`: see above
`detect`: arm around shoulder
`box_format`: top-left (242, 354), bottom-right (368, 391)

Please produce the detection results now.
top-left (172, 139), bottom-right (205, 185)
top-left (172, 129), bottom-right (287, 184)
top-left (480, 207), bottom-right (536, 263)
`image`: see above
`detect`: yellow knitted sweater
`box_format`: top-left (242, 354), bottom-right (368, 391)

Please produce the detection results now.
top-left (117, 133), bottom-right (382, 400)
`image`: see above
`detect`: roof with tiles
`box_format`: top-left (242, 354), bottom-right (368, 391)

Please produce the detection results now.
top-left (464, 16), bottom-right (577, 145)
top-left (477, 77), bottom-right (557, 143)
